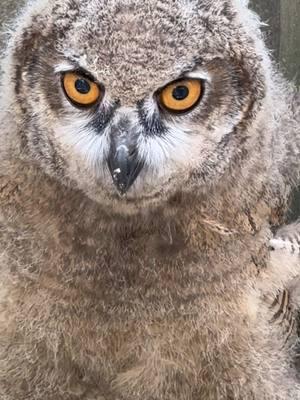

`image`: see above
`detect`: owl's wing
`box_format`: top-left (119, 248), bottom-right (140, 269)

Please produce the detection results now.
top-left (268, 221), bottom-right (300, 343)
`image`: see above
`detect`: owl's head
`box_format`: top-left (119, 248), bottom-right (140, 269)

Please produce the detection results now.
top-left (3, 0), bottom-right (274, 211)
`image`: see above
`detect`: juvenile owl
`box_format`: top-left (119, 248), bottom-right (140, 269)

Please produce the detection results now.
top-left (0, 0), bottom-right (300, 399)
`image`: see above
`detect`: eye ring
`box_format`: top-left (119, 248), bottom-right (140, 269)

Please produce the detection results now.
top-left (159, 78), bottom-right (203, 114)
top-left (62, 71), bottom-right (102, 108)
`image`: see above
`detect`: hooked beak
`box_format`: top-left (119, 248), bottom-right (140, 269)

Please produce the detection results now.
top-left (107, 142), bottom-right (143, 195)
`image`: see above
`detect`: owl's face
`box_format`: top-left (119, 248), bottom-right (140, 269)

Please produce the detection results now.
top-left (7, 0), bottom-right (267, 210)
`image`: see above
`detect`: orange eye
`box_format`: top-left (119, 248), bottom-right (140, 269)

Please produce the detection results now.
top-left (160, 79), bottom-right (202, 113)
top-left (62, 72), bottom-right (101, 107)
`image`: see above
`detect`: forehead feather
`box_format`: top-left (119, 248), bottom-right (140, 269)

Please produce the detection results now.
top-left (17, 0), bottom-right (262, 103)
top-left (52, 0), bottom-right (238, 84)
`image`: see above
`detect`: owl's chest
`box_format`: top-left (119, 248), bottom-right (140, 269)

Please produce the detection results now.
top-left (52, 249), bottom-right (265, 400)
top-left (56, 223), bottom-right (262, 307)
top-left (3, 219), bottom-right (279, 399)
top-left (19, 218), bottom-right (266, 314)
top-left (52, 227), bottom-right (271, 398)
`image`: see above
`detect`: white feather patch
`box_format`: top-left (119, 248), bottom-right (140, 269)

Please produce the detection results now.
top-left (54, 61), bottom-right (76, 74)
top-left (270, 238), bottom-right (300, 255)
top-left (137, 122), bottom-right (197, 172)
top-left (54, 115), bottom-right (110, 172)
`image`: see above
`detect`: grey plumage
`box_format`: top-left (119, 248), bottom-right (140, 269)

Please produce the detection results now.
top-left (0, 0), bottom-right (300, 399)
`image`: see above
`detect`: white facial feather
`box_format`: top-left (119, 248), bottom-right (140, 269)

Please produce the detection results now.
top-left (54, 115), bottom-right (110, 174)
top-left (142, 97), bottom-right (159, 121)
top-left (54, 62), bottom-right (76, 74)
top-left (137, 122), bottom-right (196, 172)
top-left (186, 69), bottom-right (212, 83)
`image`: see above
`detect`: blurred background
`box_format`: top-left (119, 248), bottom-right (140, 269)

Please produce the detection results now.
top-left (250, 0), bottom-right (300, 86)
top-left (249, 0), bottom-right (300, 218)
top-left (1, 0), bottom-right (300, 216)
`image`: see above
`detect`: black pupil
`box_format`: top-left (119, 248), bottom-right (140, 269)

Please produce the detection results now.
top-left (75, 79), bottom-right (91, 94)
top-left (172, 85), bottom-right (189, 101)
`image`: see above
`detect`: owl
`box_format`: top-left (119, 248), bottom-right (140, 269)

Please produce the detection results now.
top-left (0, 0), bottom-right (300, 399)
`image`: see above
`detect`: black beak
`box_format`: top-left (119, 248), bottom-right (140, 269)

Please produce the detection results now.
top-left (107, 143), bottom-right (143, 195)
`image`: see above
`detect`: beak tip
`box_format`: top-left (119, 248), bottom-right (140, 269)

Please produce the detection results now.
top-left (115, 183), bottom-right (128, 196)
top-left (111, 168), bottom-right (128, 194)
top-left (108, 152), bottom-right (143, 195)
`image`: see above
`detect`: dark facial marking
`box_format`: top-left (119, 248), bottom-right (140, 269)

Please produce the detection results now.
top-left (87, 100), bottom-right (120, 135)
top-left (136, 100), bottom-right (169, 137)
